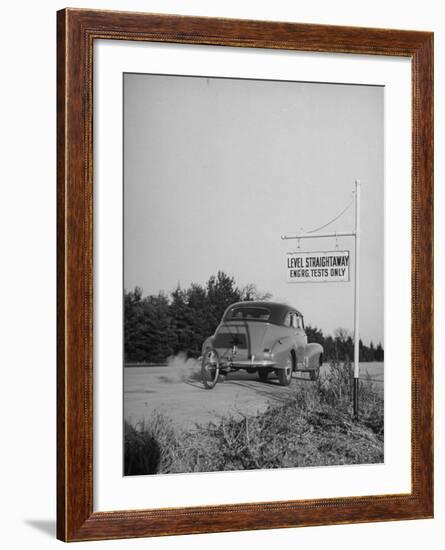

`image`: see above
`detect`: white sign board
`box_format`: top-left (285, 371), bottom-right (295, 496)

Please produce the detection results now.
top-left (286, 250), bottom-right (350, 283)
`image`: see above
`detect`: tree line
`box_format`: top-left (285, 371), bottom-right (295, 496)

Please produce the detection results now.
top-left (124, 271), bottom-right (383, 364)
top-left (304, 326), bottom-right (383, 364)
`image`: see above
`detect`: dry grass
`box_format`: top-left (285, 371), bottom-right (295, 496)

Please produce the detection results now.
top-left (124, 361), bottom-right (383, 475)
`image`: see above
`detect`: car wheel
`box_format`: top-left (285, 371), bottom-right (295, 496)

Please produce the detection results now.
top-left (201, 349), bottom-right (220, 389)
top-left (277, 354), bottom-right (293, 386)
top-left (309, 368), bottom-right (319, 381)
top-left (258, 369), bottom-right (269, 382)
top-left (310, 353), bottom-right (322, 381)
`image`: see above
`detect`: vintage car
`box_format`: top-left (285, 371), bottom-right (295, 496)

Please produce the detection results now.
top-left (201, 301), bottom-right (323, 389)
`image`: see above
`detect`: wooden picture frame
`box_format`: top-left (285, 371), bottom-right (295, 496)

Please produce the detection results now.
top-left (57, 8), bottom-right (433, 542)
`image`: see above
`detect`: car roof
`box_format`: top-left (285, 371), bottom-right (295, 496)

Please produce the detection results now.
top-left (223, 301), bottom-right (302, 325)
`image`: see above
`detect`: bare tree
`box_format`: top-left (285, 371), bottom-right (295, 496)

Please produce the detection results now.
top-left (334, 327), bottom-right (351, 342)
top-left (239, 283), bottom-right (272, 302)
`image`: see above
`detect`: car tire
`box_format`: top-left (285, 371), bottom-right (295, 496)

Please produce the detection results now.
top-left (309, 368), bottom-right (319, 381)
top-left (277, 354), bottom-right (293, 386)
top-left (201, 349), bottom-right (220, 389)
top-left (258, 369), bottom-right (269, 383)
top-left (310, 353), bottom-right (322, 381)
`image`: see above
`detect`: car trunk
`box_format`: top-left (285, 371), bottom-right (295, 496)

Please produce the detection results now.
top-left (212, 321), bottom-right (268, 362)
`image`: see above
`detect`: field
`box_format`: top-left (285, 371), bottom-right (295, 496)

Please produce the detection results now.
top-left (124, 360), bottom-right (384, 475)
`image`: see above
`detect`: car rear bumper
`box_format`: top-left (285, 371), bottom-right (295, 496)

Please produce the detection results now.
top-left (220, 359), bottom-right (277, 368)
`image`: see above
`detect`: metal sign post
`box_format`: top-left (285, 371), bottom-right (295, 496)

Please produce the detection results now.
top-left (353, 180), bottom-right (361, 419)
top-left (281, 180), bottom-right (361, 419)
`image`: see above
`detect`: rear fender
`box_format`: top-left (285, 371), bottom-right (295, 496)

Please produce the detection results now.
top-left (270, 336), bottom-right (294, 369)
top-left (201, 336), bottom-right (214, 354)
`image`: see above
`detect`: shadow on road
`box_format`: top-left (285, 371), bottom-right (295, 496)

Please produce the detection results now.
top-left (183, 374), bottom-right (317, 406)
top-left (184, 379), bottom-right (207, 390)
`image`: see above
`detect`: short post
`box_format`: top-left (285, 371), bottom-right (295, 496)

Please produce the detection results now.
top-left (353, 180), bottom-right (361, 420)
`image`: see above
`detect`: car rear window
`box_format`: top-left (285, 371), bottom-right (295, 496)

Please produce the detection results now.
top-left (225, 307), bottom-right (271, 321)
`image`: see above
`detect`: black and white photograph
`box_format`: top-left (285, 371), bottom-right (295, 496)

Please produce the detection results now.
top-left (0, 0), bottom-right (439, 547)
top-left (123, 72), bottom-right (384, 476)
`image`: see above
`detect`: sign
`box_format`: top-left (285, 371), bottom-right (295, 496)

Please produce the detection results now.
top-left (286, 250), bottom-right (350, 283)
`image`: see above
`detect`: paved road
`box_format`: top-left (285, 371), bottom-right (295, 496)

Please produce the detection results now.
top-left (124, 361), bottom-right (383, 430)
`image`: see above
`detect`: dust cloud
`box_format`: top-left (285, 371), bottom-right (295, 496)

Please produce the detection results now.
top-left (159, 352), bottom-right (201, 383)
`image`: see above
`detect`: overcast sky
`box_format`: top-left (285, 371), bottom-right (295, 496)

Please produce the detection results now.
top-left (124, 73), bottom-right (384, 345)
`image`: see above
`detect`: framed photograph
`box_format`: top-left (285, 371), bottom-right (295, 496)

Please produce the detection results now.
top-left (57, 8), bottom-right (433, 542)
